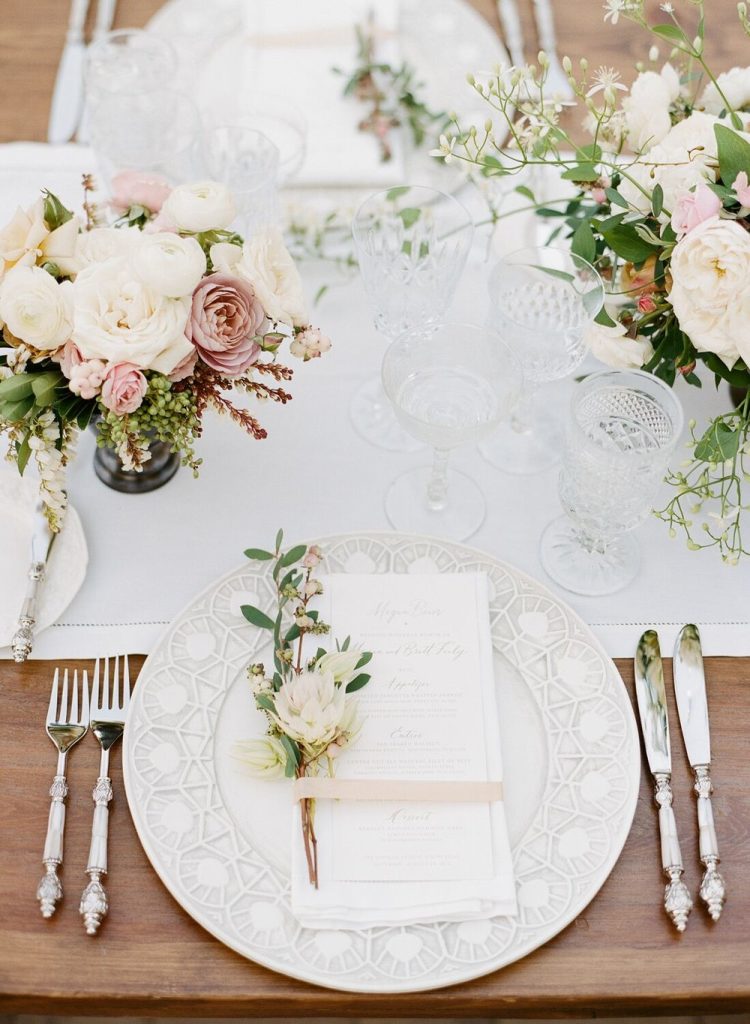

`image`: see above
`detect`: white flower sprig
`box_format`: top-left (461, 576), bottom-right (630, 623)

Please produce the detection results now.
top-left (234, 532), bottom-right (373, 888)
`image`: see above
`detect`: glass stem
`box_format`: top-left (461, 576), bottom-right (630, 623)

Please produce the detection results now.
top-left (511, 382), bottom-right (537, 435)
top-left (426, 448), bottom-right (450, 512)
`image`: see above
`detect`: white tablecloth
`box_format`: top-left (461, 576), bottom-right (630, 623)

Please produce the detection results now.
top-left (1, 143), bottom-right (748, 659)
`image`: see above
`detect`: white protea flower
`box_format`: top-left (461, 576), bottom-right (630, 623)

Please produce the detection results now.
top-left (232, 737), bottom-right (287, 779)
top-left (272, 669), bottom-right (348, 752)
top-left (316, 649), bottom-right (363, 687)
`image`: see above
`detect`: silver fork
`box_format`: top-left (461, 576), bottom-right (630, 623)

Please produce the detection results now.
top-left (37, 667), bottom-right (90, 917)
top-left (79, 655), bottom-right (131, 935)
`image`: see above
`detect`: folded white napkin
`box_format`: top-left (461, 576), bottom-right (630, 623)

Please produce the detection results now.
top-left (196, 0), bottom-right (406, 187)
top-left (291, 573), bottom-right (517, 930)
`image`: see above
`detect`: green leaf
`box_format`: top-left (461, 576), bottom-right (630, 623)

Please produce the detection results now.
top-left (570, 220), bottom-right (596, 265)
top-left (355, 651), bottom-right (373, 670)
top-left (345, 673), bottom-right (371, 693)
top-left (16, 433), bottom-right (31, 475)
top-left (650, 23), bottom-right (686, 43)
top-left (76, 402), bottom-right (95, 431)
top-left (605, 187), bottom-right (630, 209)
top-left (255, 693), bottom-right (275, 713)
top-left (651, 183), bottom-right (664, 218)
top-left (385, 186), bottom-right (411, 201)
top-left (244, 547), bottom-right (275, 561)
top-left (0, 395), bottom-right (35, 422)
top-left (31, 371), bottom-right (63, 407)
top-left (275, 528), bottom-right (284, 552)
top-left (396, 207), bottom-right (421, 229)
top-left (699, 352), bottom-right (750, 387)
top-left (715, 124), bottom-right (750, 190)
top-left (279, 734), bottom-right (301, 777)
top-left (514, 184), bottom-right (536, 202)
top-left (595, 306), bottom-right (617, 327)
top-left (600, 222), bottom-right (656, 263)
top-left (42, 190), bottom-right (74, 231)
top-left (241, 605), bottom-right (275, 630)
top-left (0, 374), bottom-right (34, 403)
top-left (694, 420), bottom-right (742, 463)
top-left (285, 623), bottom-right (301, 643)
top-left (280, 543), bottom-right (307, 567)
top-left (561, 163), bottom-right (599, 183)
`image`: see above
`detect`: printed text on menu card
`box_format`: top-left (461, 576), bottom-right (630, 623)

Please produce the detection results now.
top-left (323, 573), bottom-right (496, 883)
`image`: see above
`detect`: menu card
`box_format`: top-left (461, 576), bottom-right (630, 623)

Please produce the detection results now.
top-left (290, 572), bottom-right (517, 929)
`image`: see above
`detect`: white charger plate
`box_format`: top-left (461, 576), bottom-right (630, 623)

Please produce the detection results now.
top-left (123, 532), bottom-right (639, 993)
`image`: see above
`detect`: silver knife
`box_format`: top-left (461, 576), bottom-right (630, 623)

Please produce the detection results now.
top-left (634, 630), bottom-right (693, 932)
top-left (11, 497), bottom-right (57, 662)
top-left (47, 0), bottom-right (91, 145)
top-left (673, 624), bottom-right (726, 921)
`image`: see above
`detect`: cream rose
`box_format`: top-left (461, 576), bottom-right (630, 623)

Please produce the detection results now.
top-left (209, 241), bottom-right (242, 275)
top-left (132, 232), bottom-right (206, 298)
top-left (74, 226), bottom-right (141, 269)
top-left (668, 216), bottom-right (750, 369)
top-left (0, 199), bottom-right (80, 278)
top-left (623, 65), bottom-right (680, 152)
top-left (0, 265), bottom-right (72, 349)
top-left (161, 181), bottom-right (236, 233)
top-left (700, 66), bottom-right (750, 115)
top-left (72, 256), bottom-right (193, 373)
top-left (238, 227), bottom-right (307, 327)
top-left (585, 318), bottom-right (654, 370)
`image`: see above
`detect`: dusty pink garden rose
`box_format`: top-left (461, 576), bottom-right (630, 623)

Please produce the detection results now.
top-left (733, 171), bottom-right (750, 207)
top-left (670, 183), bottom-right (721, 238)
top-left (101, 362), bottom-right (148, 414)
top-left (186, 273), bottom-right (264, 375)
top-left (168, 347), bottom-right (198, 382)
top-left (110, 171), bottom-right (172, 214)
top-left (54, 340), bottom-right (83, 379)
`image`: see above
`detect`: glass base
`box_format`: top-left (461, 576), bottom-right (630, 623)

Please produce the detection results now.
top-left (540, 516), bottom-right (640, 596)
top-left (478, 405), bottom-right (562, 475)
top-left (350, 375), bottom-right (422, 452)
top-left (385, 466), bottom-right (485, 541)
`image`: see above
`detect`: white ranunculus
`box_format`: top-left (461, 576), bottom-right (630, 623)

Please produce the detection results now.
top-left (238, 227), bottom-right (307, 327)
top-left (0, 265), bottom-right (72, 349)
top-left (316, 649), bottom-right (363, 687)
top-left (132, 232), bottom-right (206, 298)
top-left (700, 66), bottom-right (750, 115)
top-left (232, 737), bottom-right (286, 779)
top-left (668, 216), bottom-right (750, 369)
top-left (72, 256), bottom-right (193, 373)
top-left (623, 65), bottom-right (679, 152)
top-left (272, 669), bottom-right (347, 751)
top-left (210, 241), bottom-right (242, 275)
top-left (618, 113), bottom-right (720, 218)
top-left (75, 226), bottom-right (141, 270)
top-left (585, 318), bottom-right (654, 369)
top-left (161, 181), bottom-right (236, 233)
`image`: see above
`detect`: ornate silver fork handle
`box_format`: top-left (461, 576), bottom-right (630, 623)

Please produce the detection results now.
top-left (80, 751), bottom-right (113, 935)
top-left (37, 755), bottom-right (68, 917)
top-left (693, 765), bottom-right (726, 920)
top-left (654, 773), bottom-right (693, 931)
top-left (11, 559), bottom-right (46, 662)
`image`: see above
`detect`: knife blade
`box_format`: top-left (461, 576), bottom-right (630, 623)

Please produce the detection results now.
top-left (47, 0), bottom-right (91, 145)
top-left (634, 630), bottom-right (692, 932)
top-left (11, 496), bottom-right (57, 662)
top-left (673, 624), bottom-right (726, 921)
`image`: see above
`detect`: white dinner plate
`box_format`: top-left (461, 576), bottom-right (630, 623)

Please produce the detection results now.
top-left (146, 0), bottom-right (509, 191)
top-left (123, 532), bottom-right (639, 993)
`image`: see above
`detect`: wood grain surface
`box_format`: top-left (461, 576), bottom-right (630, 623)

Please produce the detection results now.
top-left (1, 0), bottom-right (750, 1016)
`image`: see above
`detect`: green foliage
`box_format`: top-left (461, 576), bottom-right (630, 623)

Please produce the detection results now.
top-left (41, 190), bottom-right (73, 231)
top-left (715, 124), bottom-right (750, 188)
top-left (694, 420), bottom-right (741, 462)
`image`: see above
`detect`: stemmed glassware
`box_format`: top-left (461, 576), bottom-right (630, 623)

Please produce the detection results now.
top-left (479, 246), bottom-right (604, 474)
top-left (382, 322), bottom-right (523, 541)
top-left (540, 369), bottom-right (684, 596)
top-left (352, 186), bottom-right (474, 451)
top-left (233, 95), bottom-right (307, 185)
top-left (201, 127), bottom-right (280, 234)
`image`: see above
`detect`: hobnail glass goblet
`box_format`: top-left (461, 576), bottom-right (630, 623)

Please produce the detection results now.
top-left (479, 246), bottom-right (604, 474)
top-left (352, 186), bottom-right (474, 451)
top-left (540, 369), bottom-right (684, 596)
top-left (201, 126), bottom-right (280, 234)
top-left (381, 322), bottom-right (522, 541)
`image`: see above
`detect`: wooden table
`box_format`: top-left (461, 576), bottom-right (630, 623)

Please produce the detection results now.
top-left (2, 0), bottom-right (750, 1016)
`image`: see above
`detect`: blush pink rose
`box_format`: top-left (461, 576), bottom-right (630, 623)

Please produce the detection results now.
top-left (110, 170), bottom-right (172, 214)
top-left (733, 171), bottom-right (750, 206)
top-left (168, 347), bottom-right (198, 382)
top-left (186, 273), bottom-right (264, 375)
top-left (100, 362), bottom-right (148, 414)
top-left (54, 340), bottom-right (83, 379)
top-left (671, 183), bottom-right (722, 238)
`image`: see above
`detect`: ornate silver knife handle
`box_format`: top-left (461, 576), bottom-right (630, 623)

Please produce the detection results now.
top-left (37, 773), bottom-right (68, 917)
top-left (693, 766), bottom-right (726, 920)
top-left (80, 776), bottom-right (113, 935)
top-left (11, 559), bottom-right (46, 662)
top-left (654, 773), bottom-right (693, 931)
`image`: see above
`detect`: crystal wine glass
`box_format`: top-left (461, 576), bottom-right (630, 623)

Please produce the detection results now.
top-left (479, 246), bottom-right (604, 474)
top-left (382, 322), bottom-right (523, 541)
top-left (233, 95), bottom-right (307, 185)
top-left (540, 369), bottom-right (684, 596)
top-left (201, 127), bottom-right (280, 234)
top-left (352, 186), bottom-right (474, 452)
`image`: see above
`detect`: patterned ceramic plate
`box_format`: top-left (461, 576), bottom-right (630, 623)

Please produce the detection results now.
top-left (123, 533), bottom-right (639, 993)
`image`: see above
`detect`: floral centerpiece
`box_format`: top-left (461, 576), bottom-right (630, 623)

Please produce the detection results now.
top-left (233, 533), bottom-right (372, 888)
top-left (0, 173), bottom-right (330, 527)
top-left (433, 0), bottom-right (750, 563)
